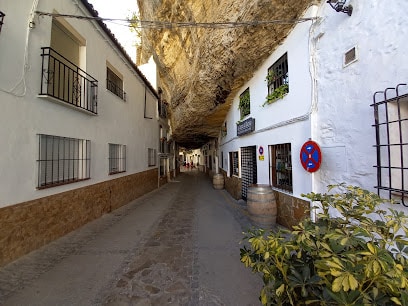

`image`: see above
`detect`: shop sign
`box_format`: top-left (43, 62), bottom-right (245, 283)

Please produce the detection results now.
top-left (237, 117), bottom-right (255, 136)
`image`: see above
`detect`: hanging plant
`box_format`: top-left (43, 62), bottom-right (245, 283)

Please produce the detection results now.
top-left (263, 84), bottom-right (289, 106)
top-left (238, 88), bottom-right (250, 119)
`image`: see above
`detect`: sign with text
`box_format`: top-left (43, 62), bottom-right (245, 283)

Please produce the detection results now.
top-left (237, 117), bottom-right (255, 136)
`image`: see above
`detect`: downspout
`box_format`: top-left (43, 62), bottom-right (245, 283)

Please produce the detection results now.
top-left (308, 3), bottom-right (324, 221)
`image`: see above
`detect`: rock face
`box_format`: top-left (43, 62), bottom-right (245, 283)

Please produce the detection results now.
top-left (137, 0), bottom-right (313, 148)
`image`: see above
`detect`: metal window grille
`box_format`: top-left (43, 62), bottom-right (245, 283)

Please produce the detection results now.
top-left (268, 53), bottom-right (289, 95)
top-left (0, 11), bottom-right (5, 33)
top-left (40, 47), bottom-right (98, 114)
top-left (269, 143), bottom-right (292, 192)
top-left (107, 67), bottom-right (126, 101)
top-left (239, 88), bottom-right (250, 119)
top-left (37, 134), bottom-right (90, 189)
top-left (148, 148), bottom-right (157, 166)
top-left (230, 151), bottom-right (239, 176)
top-left (109, 144), bottom-right (126, 174)
top-left (372, 83), bottom-right (408, 206)
top-left (241, 146), bottom-right (257, 199)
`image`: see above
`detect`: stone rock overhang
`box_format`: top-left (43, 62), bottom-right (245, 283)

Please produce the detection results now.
top-left (137, 0), bottom-right (315, 149)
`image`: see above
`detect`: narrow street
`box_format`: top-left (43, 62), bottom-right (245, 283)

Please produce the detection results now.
top-left (0, 169), bottom-right (262, 305)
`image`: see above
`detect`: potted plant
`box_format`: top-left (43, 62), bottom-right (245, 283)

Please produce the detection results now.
top-left (263, 71), bottom-right (289, 106)
top-left (240, 184), bottom-right (408, 305)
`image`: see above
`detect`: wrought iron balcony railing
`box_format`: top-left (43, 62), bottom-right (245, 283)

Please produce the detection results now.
top-left (39, 47), bottom-right (98, 114)
top-left (107, 78), bottom-right (126, 101)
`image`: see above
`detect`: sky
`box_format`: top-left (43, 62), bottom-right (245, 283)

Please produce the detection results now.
top-left (89, 0), bottom-right (138, 62)
top-left (88, 0), bottom-right (157, 87)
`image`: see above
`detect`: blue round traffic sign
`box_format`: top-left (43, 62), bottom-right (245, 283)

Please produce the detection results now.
top-left (259, 146), bottom-right (264, 155)
top-left (300, 140), bottom-right (322, 172)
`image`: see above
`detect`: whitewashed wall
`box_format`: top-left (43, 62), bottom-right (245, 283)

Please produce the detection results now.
top-left (313, 0), bottom-right (408, 213)
top-left (219, 6), bottom-right (318, 199)
top-left (0, 0), bottom-right (158, 207)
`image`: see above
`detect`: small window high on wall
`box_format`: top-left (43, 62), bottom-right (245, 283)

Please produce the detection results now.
top-left (107, 66), bottom-right (126, 101)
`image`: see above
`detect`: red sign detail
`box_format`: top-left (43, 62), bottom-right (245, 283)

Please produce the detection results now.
top-left (300, 140), bottom-right (322, 173)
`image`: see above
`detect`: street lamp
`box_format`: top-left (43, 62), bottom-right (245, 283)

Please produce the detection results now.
top-left (327, 0), bottom-right (353, 16)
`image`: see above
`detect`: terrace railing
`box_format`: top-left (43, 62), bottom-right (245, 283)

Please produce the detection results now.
top-left (39, 47), bottom-right (98, 114)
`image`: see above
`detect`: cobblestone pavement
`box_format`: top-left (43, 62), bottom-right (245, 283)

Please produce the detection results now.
top-left (0, 170), bottom-right (262, 305)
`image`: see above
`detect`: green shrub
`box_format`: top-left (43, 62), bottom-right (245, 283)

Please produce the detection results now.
top-left (240, 184), bottom-right (408, 305)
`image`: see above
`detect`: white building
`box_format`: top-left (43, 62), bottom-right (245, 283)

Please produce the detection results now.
top-left (218, 0), bottom-right (408, 227)
top-left (0, 0), bottom-right (161, 266)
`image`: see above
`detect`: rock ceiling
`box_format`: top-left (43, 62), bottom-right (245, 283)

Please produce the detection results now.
top-left (137, 0), bottom-right (314, 148)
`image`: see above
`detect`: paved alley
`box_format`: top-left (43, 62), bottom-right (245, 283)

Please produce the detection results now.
top-left (0, 170), bottom-right (262, 305)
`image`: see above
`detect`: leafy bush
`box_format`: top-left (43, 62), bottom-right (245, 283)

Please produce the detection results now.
top-left (240, 184), bottom-right (408, 305)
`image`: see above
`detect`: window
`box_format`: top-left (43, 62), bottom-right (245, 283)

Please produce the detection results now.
top-left (107, 66), bottom-right (126, 101)
top-left (221, 122), bottom-right (227, 137)
top-left (109, 144), bottom-right (126, 174)
top-left (239, 88), bottom-right (250, 119)
top-left (37, 134), bottom-right (90, 189)
top-left (230, 151), bottom-right (239, 176)
top-left (267, 53), bottom-right (289, 101)
top-left (269, 143), bottom-right (292, 192)
top-left (372, 83), bottom-right (408, 206)
top-left (148, 148), bottom-right (156, 166)
top-left (0, 11), bottom-right (5, 34)
top-left (344, 47), bottom-right (357, 66)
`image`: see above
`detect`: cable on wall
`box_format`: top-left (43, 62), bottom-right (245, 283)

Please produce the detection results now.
top-left (35, 11), bottom-right (317, 29)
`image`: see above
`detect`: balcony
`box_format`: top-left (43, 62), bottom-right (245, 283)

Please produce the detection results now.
top-left (39, 47), bottom-right (98, 114)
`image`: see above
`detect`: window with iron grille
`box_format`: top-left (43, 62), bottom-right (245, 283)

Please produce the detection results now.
top-left (372, 83), bottom-right (408, 206)
top-left (230, 151), bottom-right (239, 176)
top-left (107, 67), bottom-right (126, 101)
top-left (37, 134), bottom-right (90, 189)
top-left (109, 143), bottom-right (126, 174)
top-left (269, 143), bottom-right (292, 192)
top-left (0, 11), bottom-right (5, 34)
top-left (267, 53), bottom-right (289, 99)
top-left (239, 88), bottom-right (250, 119)
top-left (148, 148), bottom-right (156, 166)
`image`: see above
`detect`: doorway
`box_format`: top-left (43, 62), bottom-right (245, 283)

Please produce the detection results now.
top-left (241, 146), bottom-right (257, 200)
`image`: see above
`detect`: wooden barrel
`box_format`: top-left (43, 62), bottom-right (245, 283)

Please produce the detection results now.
top-left (247, 184), bottom-right (277, 228)
top-left (213, 173), bottom-right (224, 190)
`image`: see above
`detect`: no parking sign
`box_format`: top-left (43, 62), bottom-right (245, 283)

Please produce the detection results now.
top-left (300, 140), bottom-right (322, 172)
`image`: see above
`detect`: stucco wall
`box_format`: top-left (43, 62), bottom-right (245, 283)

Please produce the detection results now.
top-left (0, 0), bottom-right (159, 208)
top-left (313, 0), bottom-right (408, 213)
top-left (219, 6), bottom-right (317, 200)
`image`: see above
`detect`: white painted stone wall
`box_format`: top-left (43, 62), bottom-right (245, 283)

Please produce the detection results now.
top-left (313, 0), bottom-right (408, 213)
top-left (0, 0), bottom-right (159, 207)
top-left (219, 1), bottom-right (408, 213)
top-left (220, 6), bottom-right (318, 199)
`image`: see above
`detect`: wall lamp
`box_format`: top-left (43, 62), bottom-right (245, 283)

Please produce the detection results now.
top-left (0, 11), bottom-right (5, 33)
top-left (327, 0), bottom-right (353, 16)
